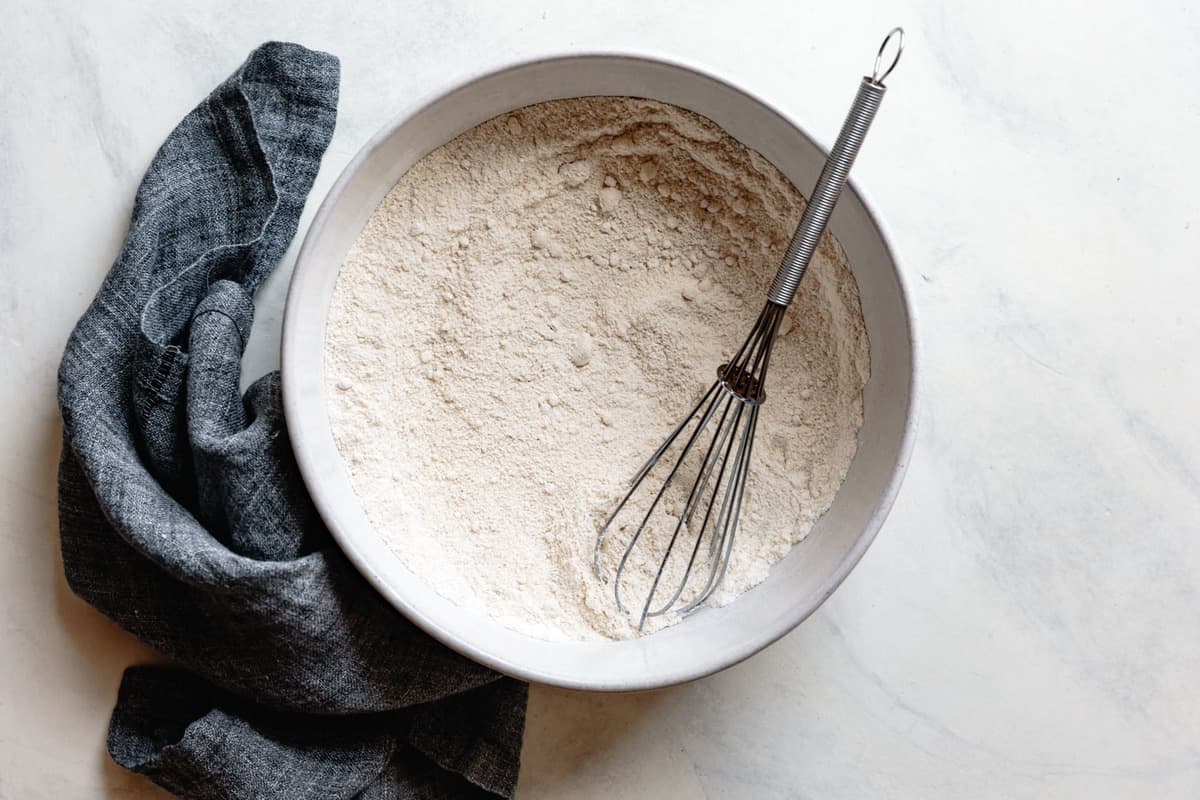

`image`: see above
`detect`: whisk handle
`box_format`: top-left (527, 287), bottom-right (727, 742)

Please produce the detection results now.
top-left (767, 28), bottom-right (902, 307)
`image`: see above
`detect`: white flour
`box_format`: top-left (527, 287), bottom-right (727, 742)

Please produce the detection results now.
top-left (326, 98), bottom-right (869, 640)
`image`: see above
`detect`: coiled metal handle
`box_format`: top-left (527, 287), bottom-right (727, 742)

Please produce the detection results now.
top-left (767, 28), bottom-right (903, 307)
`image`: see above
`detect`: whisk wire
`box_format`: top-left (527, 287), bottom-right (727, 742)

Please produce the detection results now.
top-left (644, 394), bottom-right (741, 620)
top-left (610, 381), bottom-right (727, 616)
top-left (683, 406), bottom-right (759, 613)
top-left (592, 381), bottom-right (718, 577)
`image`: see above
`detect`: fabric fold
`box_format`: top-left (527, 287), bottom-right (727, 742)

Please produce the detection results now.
top-left (57, 41), bottom-right (526, 800)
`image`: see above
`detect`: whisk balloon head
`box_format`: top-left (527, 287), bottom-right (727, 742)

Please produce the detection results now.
top-left (593, 301), bottom-right (787, 630)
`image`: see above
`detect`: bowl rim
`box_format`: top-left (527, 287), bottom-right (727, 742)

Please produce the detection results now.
top-left (282, 49), bottom-right (921, 690)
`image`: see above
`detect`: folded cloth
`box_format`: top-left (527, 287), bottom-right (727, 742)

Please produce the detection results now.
top-left (56, 42), bottom-right (526, 800)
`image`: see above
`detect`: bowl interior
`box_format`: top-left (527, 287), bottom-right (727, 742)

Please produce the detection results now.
top-left (282, 54), bottom-right (916, 690)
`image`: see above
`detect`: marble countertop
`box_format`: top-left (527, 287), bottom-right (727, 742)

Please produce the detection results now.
top-left (3, 1), bottom-right (1198, 797)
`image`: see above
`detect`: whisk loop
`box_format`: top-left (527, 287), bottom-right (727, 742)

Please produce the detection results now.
top-left (593, 30), bottom-right (902, 630)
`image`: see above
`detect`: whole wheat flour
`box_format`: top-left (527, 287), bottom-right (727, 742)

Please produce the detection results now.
top-left (325, 97), bottom-right (870, 641)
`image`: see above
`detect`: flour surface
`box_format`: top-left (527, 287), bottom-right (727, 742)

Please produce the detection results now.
top-left (326, 97), bottom-right (869, 640)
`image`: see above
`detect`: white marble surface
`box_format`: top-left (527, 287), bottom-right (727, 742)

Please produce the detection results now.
top-left (3, 0), bottom-right (1199, 797)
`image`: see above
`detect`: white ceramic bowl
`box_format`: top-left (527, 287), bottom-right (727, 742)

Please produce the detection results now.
top-left (282, 53), bottom-right (918, 691)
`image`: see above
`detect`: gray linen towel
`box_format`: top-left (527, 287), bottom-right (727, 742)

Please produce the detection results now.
top-left (56, 41), bottom-right (526, 800)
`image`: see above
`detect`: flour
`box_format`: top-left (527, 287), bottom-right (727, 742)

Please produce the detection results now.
top-left (325, 97), bottom-right (869, 641)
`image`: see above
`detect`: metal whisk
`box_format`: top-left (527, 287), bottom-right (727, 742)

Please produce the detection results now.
top-left (594, 28), bottom-right (904, 629)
